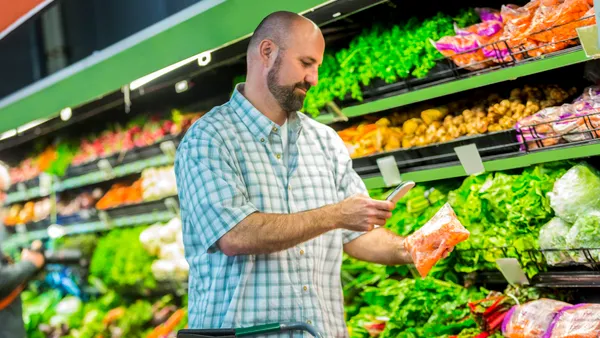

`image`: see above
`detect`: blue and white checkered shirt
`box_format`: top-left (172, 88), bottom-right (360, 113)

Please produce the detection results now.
top-left (175, 84), bottom-right (367, 337)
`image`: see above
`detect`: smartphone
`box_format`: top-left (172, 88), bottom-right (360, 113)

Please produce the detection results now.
top-left (386, 181), bottom-right (416, 205)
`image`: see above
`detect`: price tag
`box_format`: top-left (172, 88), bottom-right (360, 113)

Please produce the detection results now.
top-left (39, 173), bottom-right (52, 196)
top-left (160, 141), bottom-right (177, 161)
top-left (164, 197), bottom-right (180, 216)
top-left (17, 183), bottom-right (27, 194)
top-left (496, 258), bottom-right (530, 286)
top-left (376, 155), bottom-right (402, 187)
top-left (454, 144), bottom-right (485, 175)
top-left (15, 224), bottom-right (26, 234)
top-left (98, 211), bottom-right (113, 228)
top-left (577, 24), bottom-right (600, 58)
top-left (97, 159), bottom-right (115, 179)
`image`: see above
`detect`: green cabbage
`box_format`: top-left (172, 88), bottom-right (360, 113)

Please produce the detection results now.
top-left (548, 163), bottom-right (600, 223)
top-left (566, 210), bottom-right (600, 263)
top-left (538, 217), bottom-right (573, 266)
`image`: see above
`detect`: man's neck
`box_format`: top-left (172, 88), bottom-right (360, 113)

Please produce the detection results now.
top-left (241, 82), bottom-right (288, 126)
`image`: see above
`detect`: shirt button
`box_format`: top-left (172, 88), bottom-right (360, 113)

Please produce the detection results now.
top-left (260, 138), bottom-right (265, 142)
top-left (276, 154), bottom-right (281, 159)
top-left (299, 249), bottom-right (305, 255)
top-left (303, 285), bottom-right (308, 291)
top-left (288, 185), bottom-right (292, 191)
top-left (272, 127), bottom-right (278, 132)
top-left (306, 320), bottom-right (312, 325)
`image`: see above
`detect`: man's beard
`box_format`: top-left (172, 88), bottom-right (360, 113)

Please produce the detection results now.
top-left (267, 53), bottom-right (311, 113)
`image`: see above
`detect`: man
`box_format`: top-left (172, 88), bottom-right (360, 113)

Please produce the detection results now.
top-left (0, 162), bottom-right (45, 338)
top-left (176, 11), bottom-right (434, 337)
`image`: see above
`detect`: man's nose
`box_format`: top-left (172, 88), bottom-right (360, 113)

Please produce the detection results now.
top-left (305, 69), bottom-right (318, 87)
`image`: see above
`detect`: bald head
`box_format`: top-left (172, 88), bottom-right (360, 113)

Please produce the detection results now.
top-left (244, 11), bottom-right (324, 115)
top-left (248, 11), bottom-right (311, 54)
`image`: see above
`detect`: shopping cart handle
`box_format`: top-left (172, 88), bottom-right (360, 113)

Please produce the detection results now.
top-left (177, 322), bottom-right (324, 337)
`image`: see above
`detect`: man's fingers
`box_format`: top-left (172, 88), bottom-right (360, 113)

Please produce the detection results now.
top-left (370, 199), bottom-right (394, 211)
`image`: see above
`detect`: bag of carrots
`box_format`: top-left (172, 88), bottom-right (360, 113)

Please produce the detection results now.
top-left (544, 303), bottom-right (600, 338)
top-left (404, 203), bottom-right (470, 277)
top-left (501, 299), bottom-right (571, 338)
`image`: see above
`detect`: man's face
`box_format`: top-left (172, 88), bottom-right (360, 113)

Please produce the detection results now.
top-left (266, 25), bottom-right (324, 113)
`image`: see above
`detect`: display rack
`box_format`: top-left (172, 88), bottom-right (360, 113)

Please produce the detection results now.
top-left (3, 1), bottom-right (600, 336)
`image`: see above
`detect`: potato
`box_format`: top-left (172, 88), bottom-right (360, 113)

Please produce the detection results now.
top-left (402, 118), bottom-right (422, 135)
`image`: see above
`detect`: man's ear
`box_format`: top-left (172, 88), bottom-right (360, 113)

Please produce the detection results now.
top-left (258, 39), bottom-right (278, 66)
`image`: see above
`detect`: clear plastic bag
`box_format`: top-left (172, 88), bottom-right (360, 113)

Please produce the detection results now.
top-left (544, 304), bottom-right (600, 338)
top-left (566, 210), bottom-right (600, 263)
top-left (539, 217), bottom-right (573, 265)
top-left (434, 35), bottom-right (490, 70)
top-left (404, 203), bottom-right (470, 277)
top-left (501, 299), bottom-right (571, 338)
top-left (547, 163), bottom-right (600, 223)
top-left (516, 106), bottom-right (565, 150)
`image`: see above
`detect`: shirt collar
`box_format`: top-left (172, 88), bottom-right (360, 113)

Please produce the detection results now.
top-left (229, 83), bottom-right (303, 141)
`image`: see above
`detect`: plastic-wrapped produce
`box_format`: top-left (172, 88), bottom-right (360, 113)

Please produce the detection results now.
top-left (544, 304), bottom-right (600, 338)
top-left (502, 299), bottom-right (571, 338)
top-left (404, 203), bottom-right (469, 277)
top-left (566, 210), bottom-right (600, 263)
top-left (547, 163), bottom-right (600, 223)
top-left (539, 217), bottom-right (573, 265)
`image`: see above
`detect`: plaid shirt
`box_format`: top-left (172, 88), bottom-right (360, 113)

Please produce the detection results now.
top-left (175, 84), bottom-right (367, 337)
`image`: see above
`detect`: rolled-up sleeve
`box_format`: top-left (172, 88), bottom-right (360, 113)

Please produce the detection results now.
top-left (175, 129), bottom-right (257, 254)
top-left (330, 130), bottom-right (369, 244)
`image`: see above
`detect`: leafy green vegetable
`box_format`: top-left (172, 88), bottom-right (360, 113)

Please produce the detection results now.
top-left (548, 163), bottom-right (600, 223)
top-left (303, 9), bottom-right (479, 116)
top-left (346, 278), bottom-right (487, 338)
top-left (538, 217), bottom-right (573, 265)
top-left (90, 226), bottom-right (157, 291)
top-left (566, 210), bottom-right (600, 262)
top-left (448, 162), bottom-right (570, 277)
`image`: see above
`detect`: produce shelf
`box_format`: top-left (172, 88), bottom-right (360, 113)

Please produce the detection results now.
top-left (5, 154), bottom-right (173, 205)
top-left (474, 271), bottom-right (600, 288)
top-left (2, 210), bottom-right (175, 252)
top-left (362, 140), bottom-right (600, 189)
top-left (315, 48), bottom-right (588, 125)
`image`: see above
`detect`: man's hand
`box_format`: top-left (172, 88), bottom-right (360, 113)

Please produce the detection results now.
top-left (21, 249), bottom-right (45, 269)
top-left (333, 194), bottom-right (394, 232)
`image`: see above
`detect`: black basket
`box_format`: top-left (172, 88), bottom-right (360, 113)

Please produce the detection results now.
top-left (352, 129), bottom-right (520, 177)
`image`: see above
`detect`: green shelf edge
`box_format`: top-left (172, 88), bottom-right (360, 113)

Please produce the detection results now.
top-left (362, 141), bottom-right (600, 189)
top-left (5, 154), bottom-right (173, 204)
top-left (315, 49), bottom-right (589, 124)
top-left (2, 211), bottom-right (175, 251)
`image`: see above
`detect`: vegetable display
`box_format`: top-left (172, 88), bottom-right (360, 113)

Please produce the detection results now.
top-left (6, 110), bottom-right (202, 185)
top-left (538, 217), bottom-right (573, 265)
top-left (436, 0), bottom-right (595, 69)
top-left (303, 9), bottom-right (479, 116)
top-left (339, 84), bottom-right (575, 158)
top-left (89, 226), bottom-right (158, 292)
top-left (346, 277), bottom-right (488, 338)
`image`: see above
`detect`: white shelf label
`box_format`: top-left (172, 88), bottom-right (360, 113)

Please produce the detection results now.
top-left (160, 141), bottom-right (177, 161)
top-left (98, 211), bottom-right (112, 228)
top-left (496, 258), bottom-right (529, 286)
top-left (454, 144), bottom-right (485, 175)
top-left (97, 159), bottom-right (115, 179)
top-left (39, 173), bottom-right (52, 196)
top-left (164, 197), bottom-right (180, 216)
top-left (376, 155), bottom-right (402, 187)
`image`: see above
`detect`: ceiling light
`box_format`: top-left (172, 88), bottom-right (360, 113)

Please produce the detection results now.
top-left (175, 80), bottom-right (189, 93)
top-left (130, 50), bottom-right (213, 90)
top-left (332, 12), bottom-right (341, 18)
top-left (60, 107), bottom-right (72, 121)
top-left (0, 129), bottom-right (17, 140)
top-left (17, 118), bottom-right (50, 133)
